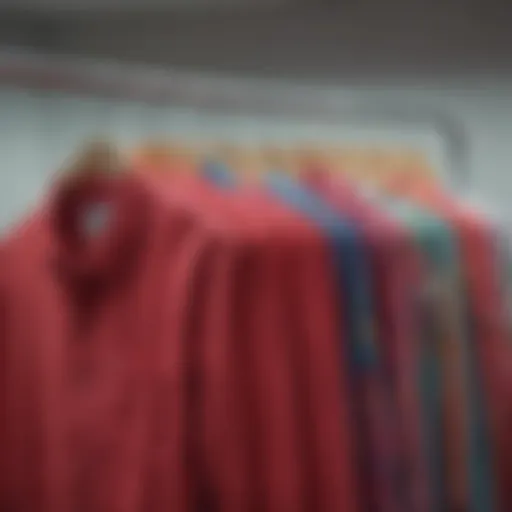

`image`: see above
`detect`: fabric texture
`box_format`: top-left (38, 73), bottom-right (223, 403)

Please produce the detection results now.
top-left (386, 180), bottom-right (511, 512)
top-left (266, 174), bottom-right (399, 512)
top-left (305, 170), bottom-right (432, 512)
top-left (192, 174), bottom-right (362, 512)
top-left (4, 158), bottom-right (511, 512)
top-left (384, 199), bottom-right (476, 512)
top-left (0, 173), bottom-right (222, 512)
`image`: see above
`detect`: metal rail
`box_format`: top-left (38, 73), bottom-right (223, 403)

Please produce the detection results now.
top-left (0, 46), bottom-right (469, 187)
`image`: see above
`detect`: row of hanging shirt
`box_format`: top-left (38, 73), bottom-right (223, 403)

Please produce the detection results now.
top-left (1, 141), bottom-right (512, 512)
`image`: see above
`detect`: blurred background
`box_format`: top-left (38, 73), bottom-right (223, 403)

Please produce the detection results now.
top-left (1, 0), bottom-right (512, 229)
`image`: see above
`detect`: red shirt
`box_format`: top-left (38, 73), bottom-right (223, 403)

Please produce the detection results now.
top-left (234, 186), bottom-right (361, 512)
top-left (1, 174), bottom-right (219, 512)
top-left (157, 175), bottom-right (361, 512)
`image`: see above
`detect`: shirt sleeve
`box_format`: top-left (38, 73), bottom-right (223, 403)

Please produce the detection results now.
top-left (195, 236), bottom-right (256, 512)
top-left (140, 219), bottom-right (220, 512)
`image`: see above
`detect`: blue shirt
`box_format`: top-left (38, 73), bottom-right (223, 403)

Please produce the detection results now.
top-left (202, 160), bottom-right (236, 189)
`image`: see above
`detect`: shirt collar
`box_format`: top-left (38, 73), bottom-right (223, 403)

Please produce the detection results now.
top-left (49, 174), bottom-right (151, 285)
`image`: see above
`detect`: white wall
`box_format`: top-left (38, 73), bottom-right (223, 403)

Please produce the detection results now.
top-left (0, 83), bottom-right (511, 232)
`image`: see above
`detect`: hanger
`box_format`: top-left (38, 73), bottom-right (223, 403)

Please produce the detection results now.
top-left (291, 145), bottom-right (322, 175)
top-left (318, 146), bottom-right (436, 192)
top-left (60, 139), bottom-right (125, 185)
top-left (379, 153), bottom-right (438, 197)
top-left (207, 143), bottom-right (261, 179)
top-left (133, 140), bottom-right (201, 174)
top-left (257, 145), bottom-right (294, 175)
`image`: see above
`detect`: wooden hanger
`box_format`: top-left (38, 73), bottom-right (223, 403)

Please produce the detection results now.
top-left (379, 150), bottom-right (437, 194)
top-left (133, 139), bottom-right (202, 173)
top-left (61, 139), bottom-right (125, 183)
top-left (209, 142), bottom-right (259, 179)
top-left (259, 145), bottom-right (298, 175)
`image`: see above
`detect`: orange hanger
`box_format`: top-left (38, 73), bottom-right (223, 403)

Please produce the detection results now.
top-left (132, 140), bottom-right (201, 174)
top-left (257, 145), bottom-right (297, 175)
top-left (312, 146), bottom-right (363, 182)
top-left (211, 143), bottom-right (264, 180)
top-left (287, 145), bottom-right (327, 177)
top-left (380, 151), bottom-right (438, 196)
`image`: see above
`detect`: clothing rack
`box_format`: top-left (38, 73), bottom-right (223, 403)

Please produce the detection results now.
top-left (0, 46), bottom-right (469, 187)
top-left (4, 47), bottom-right (512, 512)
